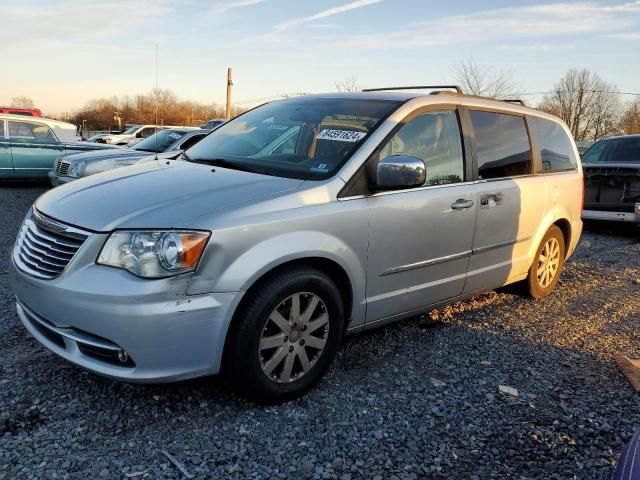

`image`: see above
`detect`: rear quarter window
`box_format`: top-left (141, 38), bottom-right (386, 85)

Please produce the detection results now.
top-left (469, 110), bottom-right (532, 179)
top-left (527, 116), bottom-right (577, 171)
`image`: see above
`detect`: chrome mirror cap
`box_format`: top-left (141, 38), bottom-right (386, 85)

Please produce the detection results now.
top-left (375, 155), bottom-right (426, 190)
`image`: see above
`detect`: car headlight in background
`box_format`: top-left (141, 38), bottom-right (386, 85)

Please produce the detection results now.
top-left (97, 231), bottom-right (210, 278)
top-left (66, 161), bottom-right (85, 178)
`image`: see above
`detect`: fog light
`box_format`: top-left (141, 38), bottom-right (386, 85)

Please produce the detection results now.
top-left (117, 350), bottom-right (129, 364)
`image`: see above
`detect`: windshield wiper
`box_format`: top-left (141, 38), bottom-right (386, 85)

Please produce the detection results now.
top-left (187, 157), bottom-right (266, 175)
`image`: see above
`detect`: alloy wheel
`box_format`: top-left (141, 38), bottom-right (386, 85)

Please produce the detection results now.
top-left (258, 292), bottom-right (330, 383)
top-left (536, 237), bottom-right (561, 288)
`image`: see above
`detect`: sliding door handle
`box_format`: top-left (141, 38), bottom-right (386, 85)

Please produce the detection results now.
top-left (451, 199), bottom-right (475, 210)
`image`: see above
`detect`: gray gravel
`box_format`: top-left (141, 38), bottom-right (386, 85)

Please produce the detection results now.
top-left (1, 184), bottom-right (639, 480)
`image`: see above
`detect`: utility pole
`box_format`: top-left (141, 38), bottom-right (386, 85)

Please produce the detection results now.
top-left (226, 67), bottom-right (233, 120)
top-left (573, 87), bottom-right (584, 140)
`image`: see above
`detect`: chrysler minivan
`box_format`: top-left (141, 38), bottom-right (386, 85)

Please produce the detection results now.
top-left (9, 88), bottom-right (583, 401)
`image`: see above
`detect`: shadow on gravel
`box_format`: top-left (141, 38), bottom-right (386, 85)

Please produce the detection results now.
top-left (0, 180), bottom-right (51, 188)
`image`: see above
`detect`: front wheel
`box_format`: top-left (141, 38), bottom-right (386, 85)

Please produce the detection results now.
top-left (225, 267), bottom-right (345, 402)
top-left (526, 225), bottom-right (565, 298)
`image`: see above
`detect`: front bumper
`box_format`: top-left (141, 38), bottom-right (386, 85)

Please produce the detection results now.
top-left (48, 171), bottom-right (76, 187)
top-left (9, 254), bottom-right (242, 382)
top-left (582, 204), bottom-right (640, 223)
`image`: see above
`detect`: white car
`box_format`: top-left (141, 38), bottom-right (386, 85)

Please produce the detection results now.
top-left (102, 125), bottom-right (192, 146)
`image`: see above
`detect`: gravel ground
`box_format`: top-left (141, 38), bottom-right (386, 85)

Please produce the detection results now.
top-left (1, 184), bottom-right (639, 480)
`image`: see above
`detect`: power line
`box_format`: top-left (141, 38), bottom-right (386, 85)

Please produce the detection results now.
top-left (519, 90), bottom-right (640, 97)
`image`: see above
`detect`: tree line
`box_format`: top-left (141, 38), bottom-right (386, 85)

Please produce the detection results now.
top-left (60, 89), bottom-right (247, 132)
top-left (455, 62), bottom-right (639, 141)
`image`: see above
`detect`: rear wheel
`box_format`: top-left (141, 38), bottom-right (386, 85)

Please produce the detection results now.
top-left (526, 225), bottom-right (565, 298)
top-left (225, 267), bottom-right (344, 402)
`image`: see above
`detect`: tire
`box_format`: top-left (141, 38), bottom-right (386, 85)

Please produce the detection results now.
top-left (526, 225), bottom-right (565, 299)
top-left (225, 267), bottom-right (345, 402)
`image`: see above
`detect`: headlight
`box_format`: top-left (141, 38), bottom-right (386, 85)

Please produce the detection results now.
top-left (66, 161), bottom-right (85, 178)
top-left (97, 230), bottom-right (210, 278)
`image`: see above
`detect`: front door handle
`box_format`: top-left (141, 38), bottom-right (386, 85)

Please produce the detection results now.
top-left (480, 192), bottom-right (504, 206)
top-left (451, 199), bottom-right (475, 210)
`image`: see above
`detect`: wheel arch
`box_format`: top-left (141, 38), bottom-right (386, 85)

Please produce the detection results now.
top-left (220, 256), bottom-right (354, 374)
top-left (552, 218), bottom-right (572, 259)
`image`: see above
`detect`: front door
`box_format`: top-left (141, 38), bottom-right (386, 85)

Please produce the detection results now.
top-left (0, 120), bottom-right (13, 178)
top-left (366, 108), bottom-right (477, 323)
top-left (463, 110), bottom-right (545, 292)
top-left (8, 120), bottom-right (64, 178)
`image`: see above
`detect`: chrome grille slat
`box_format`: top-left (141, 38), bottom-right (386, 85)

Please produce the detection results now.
top-left (20, 248), bottom-right (68, 268)
top-left (55, 159), bottom-right (70, 176)
top-left (22, 235), bottom-right (74, 261)
top-left (18, 252), bottom-right (61, 274)
top-left (29, 226), bottom-right (84, 249)
top-left (25, 229), bottom-right (77, 255)
top-left (14, 212), bottom-right (89, 280)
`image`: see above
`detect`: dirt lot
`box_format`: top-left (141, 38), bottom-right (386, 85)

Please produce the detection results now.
top-left (1, 184), bottom-right (639, 480)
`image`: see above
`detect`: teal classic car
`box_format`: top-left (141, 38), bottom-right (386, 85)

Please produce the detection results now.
top-left (0, 114), bottom-right (118, 179)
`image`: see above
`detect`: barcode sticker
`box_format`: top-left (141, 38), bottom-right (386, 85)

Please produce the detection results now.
top-left (316, 129), bottom-right (366, 142)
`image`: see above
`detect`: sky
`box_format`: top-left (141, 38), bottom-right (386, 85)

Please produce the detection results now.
top-left (0, 0), bottom-right (639, 114)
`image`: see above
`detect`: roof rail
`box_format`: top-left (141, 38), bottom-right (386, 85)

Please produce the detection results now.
top-left (502, 99), bottom-right (526, 106)
top-left (362, 85), bottom-right (463, 94)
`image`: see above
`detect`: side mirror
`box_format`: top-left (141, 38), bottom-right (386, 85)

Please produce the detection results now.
top-left (135, 132), bottom-right (143, 138)
top-left (373, 155), bottom-right (426, 190)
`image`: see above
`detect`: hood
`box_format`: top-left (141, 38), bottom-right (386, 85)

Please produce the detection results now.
top-left (77, 149), bottom-right (158, 177)
top-left (36, 161), bottom-right (304, 231)
top-left (64, 148), bottom-right (148, 164)
top-left (103, 133), bottom-right (131, 140)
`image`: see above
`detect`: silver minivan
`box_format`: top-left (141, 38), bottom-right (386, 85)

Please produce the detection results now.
top-left (9, 89), bottom-right (583, 401)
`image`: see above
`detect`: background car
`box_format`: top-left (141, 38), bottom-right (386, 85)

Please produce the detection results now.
top-left (575, 140), bottom-right (594, 156)
top-left (50, 128), bottom-right (208, 185)
top-left (102, 124), bottom-right (193, 146)
top-left (0, 114), bottom-right (117, 180)
top-left (86, 131), bottom-right (122, 143)
top-left (582, 134), bottom-right (640, 223)
top-left (201, 118), bottom-right (227, 129)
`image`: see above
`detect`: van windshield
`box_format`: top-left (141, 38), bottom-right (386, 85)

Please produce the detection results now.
top-left (184, 97), bottom-right (401, 180)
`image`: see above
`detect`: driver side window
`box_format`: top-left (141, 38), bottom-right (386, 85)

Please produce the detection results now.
top-left (380, 110), bottom-right (464, 186)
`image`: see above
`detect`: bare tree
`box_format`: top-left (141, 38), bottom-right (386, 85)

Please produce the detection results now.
top-left (335, 75), bottom-right (362, 92)
top-left (11, 96), bottom-right (35, 108)
top-left (620, 99), bottom-right (640, 135)
top-left (538, 69), bottom-right (621, 141)
top-left (453, 59), bottom-right (521, 99)
top-left (69, 89), bottom-right (242, 131)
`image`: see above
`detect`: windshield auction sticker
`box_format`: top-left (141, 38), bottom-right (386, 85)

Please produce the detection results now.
top-left (316, 129), bottom-right (366, 142)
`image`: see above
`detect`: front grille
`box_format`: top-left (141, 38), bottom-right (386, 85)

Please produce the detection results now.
top-left (14, 211), bottom-right (88, 279)
top-left (54, 159), bottom-right (70, 176)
